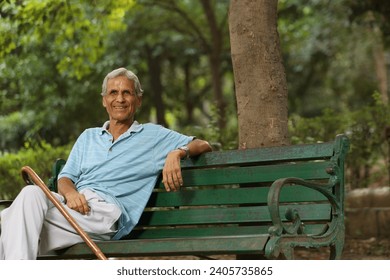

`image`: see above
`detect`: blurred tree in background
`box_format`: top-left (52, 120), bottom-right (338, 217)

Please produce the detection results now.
top-left (279, 0), bottom-right (390, 188)
top-left (1, 0), bottom-right (390, 198)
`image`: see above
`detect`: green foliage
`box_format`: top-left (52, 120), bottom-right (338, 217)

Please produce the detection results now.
top-left (0, 0), bottom-right (131, 78)
top-left (0, 0), bottom-right (233, 152)
top-left (289, 93), bottom-right (390, 188)
top-left (0, 142), bottom-right (71, 199)
top-left (278, 0), bottom-right (384, 117)
top-left (180, 102), bottom-right (238, 151)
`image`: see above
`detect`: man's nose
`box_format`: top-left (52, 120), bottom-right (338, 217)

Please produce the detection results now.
top-left (116, 92), bottom-right (125, 101)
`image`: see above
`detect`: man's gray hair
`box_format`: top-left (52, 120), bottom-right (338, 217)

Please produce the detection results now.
top-left (101, 67), bottom-right (144, 97)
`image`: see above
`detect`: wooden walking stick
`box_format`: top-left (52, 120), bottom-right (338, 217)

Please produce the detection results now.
top-left (21, 166), bottom-right (108, 260)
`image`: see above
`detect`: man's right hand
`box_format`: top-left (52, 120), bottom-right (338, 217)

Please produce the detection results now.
top-left (58, 177), bottom-right (90, 215)
top-left (64, 191), bottom-right (90, 215)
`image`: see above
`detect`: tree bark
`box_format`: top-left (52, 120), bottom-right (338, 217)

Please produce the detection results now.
top-left (229, 0), bottom-right (289, 148)
top-left (145, 45), bottom-right (167, 127)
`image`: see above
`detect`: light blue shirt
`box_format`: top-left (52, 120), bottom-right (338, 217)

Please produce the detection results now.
top-left (58, 121), bottom-right (193, 239)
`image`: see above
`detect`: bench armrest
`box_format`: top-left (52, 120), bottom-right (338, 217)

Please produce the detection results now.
top-left (267, 176), bottom-right (342, 236)
top-left (265, 176), bottom-right (344, 259)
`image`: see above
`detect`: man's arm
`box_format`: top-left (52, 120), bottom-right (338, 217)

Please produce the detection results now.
top-left (58, 177), bottom-right (90, 215)
top-left (162, 139), bottom-right (212, 192)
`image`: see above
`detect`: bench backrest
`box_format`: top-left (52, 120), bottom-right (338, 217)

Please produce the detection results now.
top-left (126, 135), bottom-right (349, 240)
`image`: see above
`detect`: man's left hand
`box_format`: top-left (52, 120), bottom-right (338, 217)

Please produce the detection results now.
top-left (162, 150), bottom-right (184, 192)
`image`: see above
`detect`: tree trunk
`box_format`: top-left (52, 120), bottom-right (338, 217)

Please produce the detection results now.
top-left (145, 46), bottom-right (167, 127)
top-left (229, 0), bottom-right (289, 149)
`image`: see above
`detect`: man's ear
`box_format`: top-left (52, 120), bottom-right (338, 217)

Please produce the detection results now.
top-left (137, 96), bottom-right (142, 108)
top-left (102, 97), bottom-right (107, 108)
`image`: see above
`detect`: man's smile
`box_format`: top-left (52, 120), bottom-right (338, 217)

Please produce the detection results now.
top-left (113, 106), bottom-right (127, 109)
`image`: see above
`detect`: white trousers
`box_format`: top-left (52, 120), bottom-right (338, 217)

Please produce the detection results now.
top-left (0, 185), bottom-right (121, 260)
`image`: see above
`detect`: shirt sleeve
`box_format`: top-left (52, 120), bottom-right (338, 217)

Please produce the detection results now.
top-left (153, 126), bottom-right (194, 170)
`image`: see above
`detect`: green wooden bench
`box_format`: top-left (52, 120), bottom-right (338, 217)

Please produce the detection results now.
top-left (5, 135), bottom-right (350, 260)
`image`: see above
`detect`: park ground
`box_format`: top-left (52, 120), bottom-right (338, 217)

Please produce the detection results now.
top-left (295, 237), bottom-right (390, 260)
top-left (342, 237), bottom-right (390, 259)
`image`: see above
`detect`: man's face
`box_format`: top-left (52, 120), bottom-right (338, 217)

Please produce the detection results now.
top-left (102, 76), bottom-right (142, 124)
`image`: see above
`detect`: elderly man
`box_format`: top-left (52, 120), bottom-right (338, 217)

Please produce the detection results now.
top-left (0, 68), bottom-right (212, 259)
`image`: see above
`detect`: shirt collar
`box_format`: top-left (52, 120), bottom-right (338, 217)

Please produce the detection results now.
top-left (100, 120), bottom-right (143, 135)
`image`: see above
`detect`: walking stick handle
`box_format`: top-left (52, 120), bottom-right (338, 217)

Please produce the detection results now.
top-left (21, 166), bottom-right (108, 260)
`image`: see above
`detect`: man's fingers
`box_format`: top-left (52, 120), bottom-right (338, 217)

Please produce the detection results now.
top-left (163, 170), bottom-right (182, 192)
top-left (162, 150), bottom-right (184, 192)
top-left (163, 170), bottom-right (174, 192)
top-left (66, 194), bottom-right (89, 215)
top-left (79, 194), bottom-right (90, 214)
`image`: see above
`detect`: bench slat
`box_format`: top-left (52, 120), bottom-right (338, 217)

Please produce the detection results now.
top-left (49, 235), bottom-right (270, 258)
top-left (138, 204), bottom-right (331, 226)
top-left (148, 185), bottom-right (327, 207)
top-left (161, 161), bottom-right (331, 187)
top-left (181, 142), bottom-right (334, 168)
top-left (127, 224), bottom-right (328, 240)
